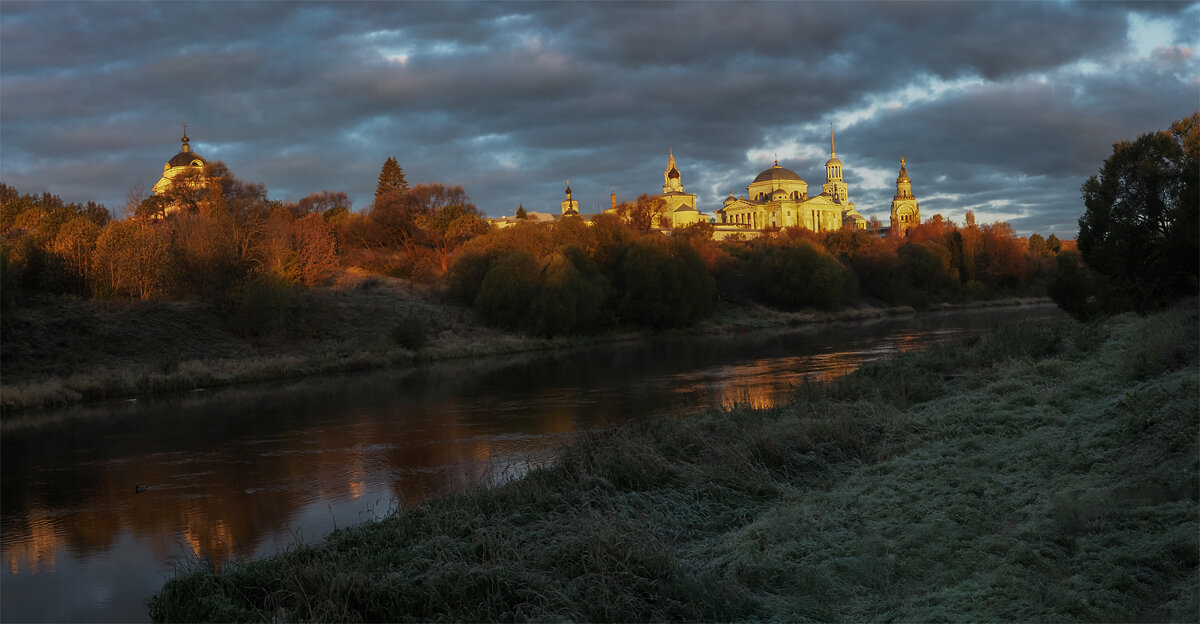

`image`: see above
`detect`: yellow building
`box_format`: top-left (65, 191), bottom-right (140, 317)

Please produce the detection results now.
top-left (889, 157), bottom-right (920, 238)
top-left (716, 129), bottom-right (865, 233)
top-left (153, 129), bottom-right (207, 196)
top-left (560, 180), bottom-right (580, 216)
top-left (655, 148), bottom-right (703, 229)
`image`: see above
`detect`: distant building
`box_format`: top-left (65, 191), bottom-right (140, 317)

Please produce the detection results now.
top-left (560, 181), bottom-right (580, 216)
top-left (655, 148), bottom-right (703, 229)
top-left (487, 131), bottom-right (919, 239)
top-left (153, 129), bottom-right (207, 196)
top-left (889, 157), bottom-right (920, 238)
top-left (715, 127), bottom-right (866, 233)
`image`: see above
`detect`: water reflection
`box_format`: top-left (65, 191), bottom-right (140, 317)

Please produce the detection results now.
top-left (0, 305), bottom-right (1065, 622)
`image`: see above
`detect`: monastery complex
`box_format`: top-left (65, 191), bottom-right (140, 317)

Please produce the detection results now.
top-left (153, 128), bottom-right (921, 238)
top-left (502, 128), bottom-right (921, 239)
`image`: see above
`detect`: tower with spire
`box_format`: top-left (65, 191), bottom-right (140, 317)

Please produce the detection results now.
top-left (821, 123), bottom-right (849, 205)
top-left (656, 148), bottom-right (700, 228)
top-left (889, 157), bottom-right (920, 237)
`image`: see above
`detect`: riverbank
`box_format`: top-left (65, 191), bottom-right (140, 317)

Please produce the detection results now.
top-left (0, 268), bottom-right (1047, 414)
top-left (149, 300), bottom-right (1198, 622)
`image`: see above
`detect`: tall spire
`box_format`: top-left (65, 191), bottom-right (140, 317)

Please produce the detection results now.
top-left (663, 148), bottom-right (683, 192)
top-left (830, 122), bottom-right (835, 158)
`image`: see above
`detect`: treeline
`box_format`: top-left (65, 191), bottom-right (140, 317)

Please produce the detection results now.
top-left (1, 158), bottom-right (1069, 339)
top-left (0, 160), bottom-right (487, 337)
top-left (444, 208), bottom-right (1066, 336)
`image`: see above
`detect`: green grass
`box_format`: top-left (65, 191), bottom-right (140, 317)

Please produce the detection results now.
top-left (146, 299), bottom-right (1196, 622)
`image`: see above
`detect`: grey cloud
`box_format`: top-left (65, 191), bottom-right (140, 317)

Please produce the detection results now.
top-left (1, 0), bottom-right (1195, 236)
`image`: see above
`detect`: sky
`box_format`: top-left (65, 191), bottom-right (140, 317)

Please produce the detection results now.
top-left (2, 1), bottom-right (1197, 237)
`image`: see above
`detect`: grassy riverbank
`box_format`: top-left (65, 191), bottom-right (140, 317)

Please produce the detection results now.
top-left (2, 267), bottom-right (983, 414)
top-left (149, 300), bottom-right (1198, 622)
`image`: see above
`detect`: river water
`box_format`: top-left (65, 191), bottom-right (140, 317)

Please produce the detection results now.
top-left (0, 305), bottom-right (1064, 622)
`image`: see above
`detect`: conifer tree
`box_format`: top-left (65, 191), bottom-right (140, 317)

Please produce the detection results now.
top-left (515, 205), bottom-right (527, 220)
top-left (375, 156), bottom-right (408, 199)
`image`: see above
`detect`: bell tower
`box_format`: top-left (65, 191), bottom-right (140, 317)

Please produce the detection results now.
top-left (889, 157), bottom-right (920, 238)
top-left (821, 124), bottom-right (848, 204)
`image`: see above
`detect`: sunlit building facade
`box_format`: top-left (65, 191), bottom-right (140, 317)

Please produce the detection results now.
top-left (655, 148), bottom-right (703, 229)
top-left (715, 130), bottom-right (866, 233)
top-left (889, 157), bottom-right (921, 238)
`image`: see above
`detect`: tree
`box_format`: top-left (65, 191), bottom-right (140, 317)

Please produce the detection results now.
top-left (745, 241), bottom-right (848, 311)
top-left (515, 205), bottom-right (528, 220)
top-left (292, 190), bottom-right (351, 222)
top-left (1076, 112), bottom-right (1199, 312)
top-left (613, 194), bottom-right (667, 232)
top-left (376, 156), bottom-right (409, 199)
top-left (91, 219), bottom-right (172, 299)
top-left (615, 237), bottom-right (714, 328)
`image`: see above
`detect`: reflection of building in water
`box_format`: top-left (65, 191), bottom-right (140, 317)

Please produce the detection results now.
top-left (4, 507), bottom-right (59, 575)
top-left (669, 349), bottom-right (878, 411)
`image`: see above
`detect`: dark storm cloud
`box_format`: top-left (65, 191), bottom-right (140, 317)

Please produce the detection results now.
top-left (1, 0), bottom-right (1196, 235)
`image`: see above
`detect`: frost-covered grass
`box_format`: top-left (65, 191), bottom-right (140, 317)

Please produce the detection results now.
top-left (149, 301), bottom-right (1198, 623)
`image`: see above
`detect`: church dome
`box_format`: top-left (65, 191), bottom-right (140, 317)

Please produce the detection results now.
top-left (166, 132), bottom-right (205, 168)
top-left (753, 163), bottom-right (804, 183)
top-left (825, 155), bottom-right (842, 167)
top-left (168, 151), bottom-right (206, 167)
top-left (667, 166), bottom-right (680, 179)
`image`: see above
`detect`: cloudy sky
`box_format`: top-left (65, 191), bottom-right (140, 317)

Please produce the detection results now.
top-left (2, 1), bottom-right (1197, 236)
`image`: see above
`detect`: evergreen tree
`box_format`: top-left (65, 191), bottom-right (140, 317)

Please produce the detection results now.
top-left (375, 156), bottom-right (409, 199)
top-left (515, 205), bottom-right (528, 220)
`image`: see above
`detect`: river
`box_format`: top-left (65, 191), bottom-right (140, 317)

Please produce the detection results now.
top-left (0, 304), bottom-right (1064, 622)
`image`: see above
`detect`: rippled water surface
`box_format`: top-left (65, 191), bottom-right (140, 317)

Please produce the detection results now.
top-left (1, 305), bottom-right (1064, 622)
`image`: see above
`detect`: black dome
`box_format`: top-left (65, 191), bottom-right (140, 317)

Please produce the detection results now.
top-left (168, 151), bottom-right (206, 168)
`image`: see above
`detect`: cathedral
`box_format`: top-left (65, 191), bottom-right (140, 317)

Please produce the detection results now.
top-left (716, 129), bottom-right (867, 232)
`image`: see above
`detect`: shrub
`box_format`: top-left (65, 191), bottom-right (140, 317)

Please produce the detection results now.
top-left (528, 247), bottom-right (612, 336)
top-left (226, 272), bottom-right (296, 338)
top-left (475, 251), bottom-right (541, 330)
top-left (391, 313), bottom-right (430, 350)
top-left (744, 241), bottom-right (848, 311)
top-left (615, 237), bottom-right (714, 328)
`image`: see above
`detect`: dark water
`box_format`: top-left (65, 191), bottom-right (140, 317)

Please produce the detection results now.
top-left (0, 305), bottom-right (1064, 622)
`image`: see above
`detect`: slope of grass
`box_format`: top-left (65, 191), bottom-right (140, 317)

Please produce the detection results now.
top-left (148, 300), bottom-right (1198, 622)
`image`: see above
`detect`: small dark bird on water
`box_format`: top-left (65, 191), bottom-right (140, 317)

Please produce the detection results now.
top-left (135, 485), bottom-right (150, 493)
